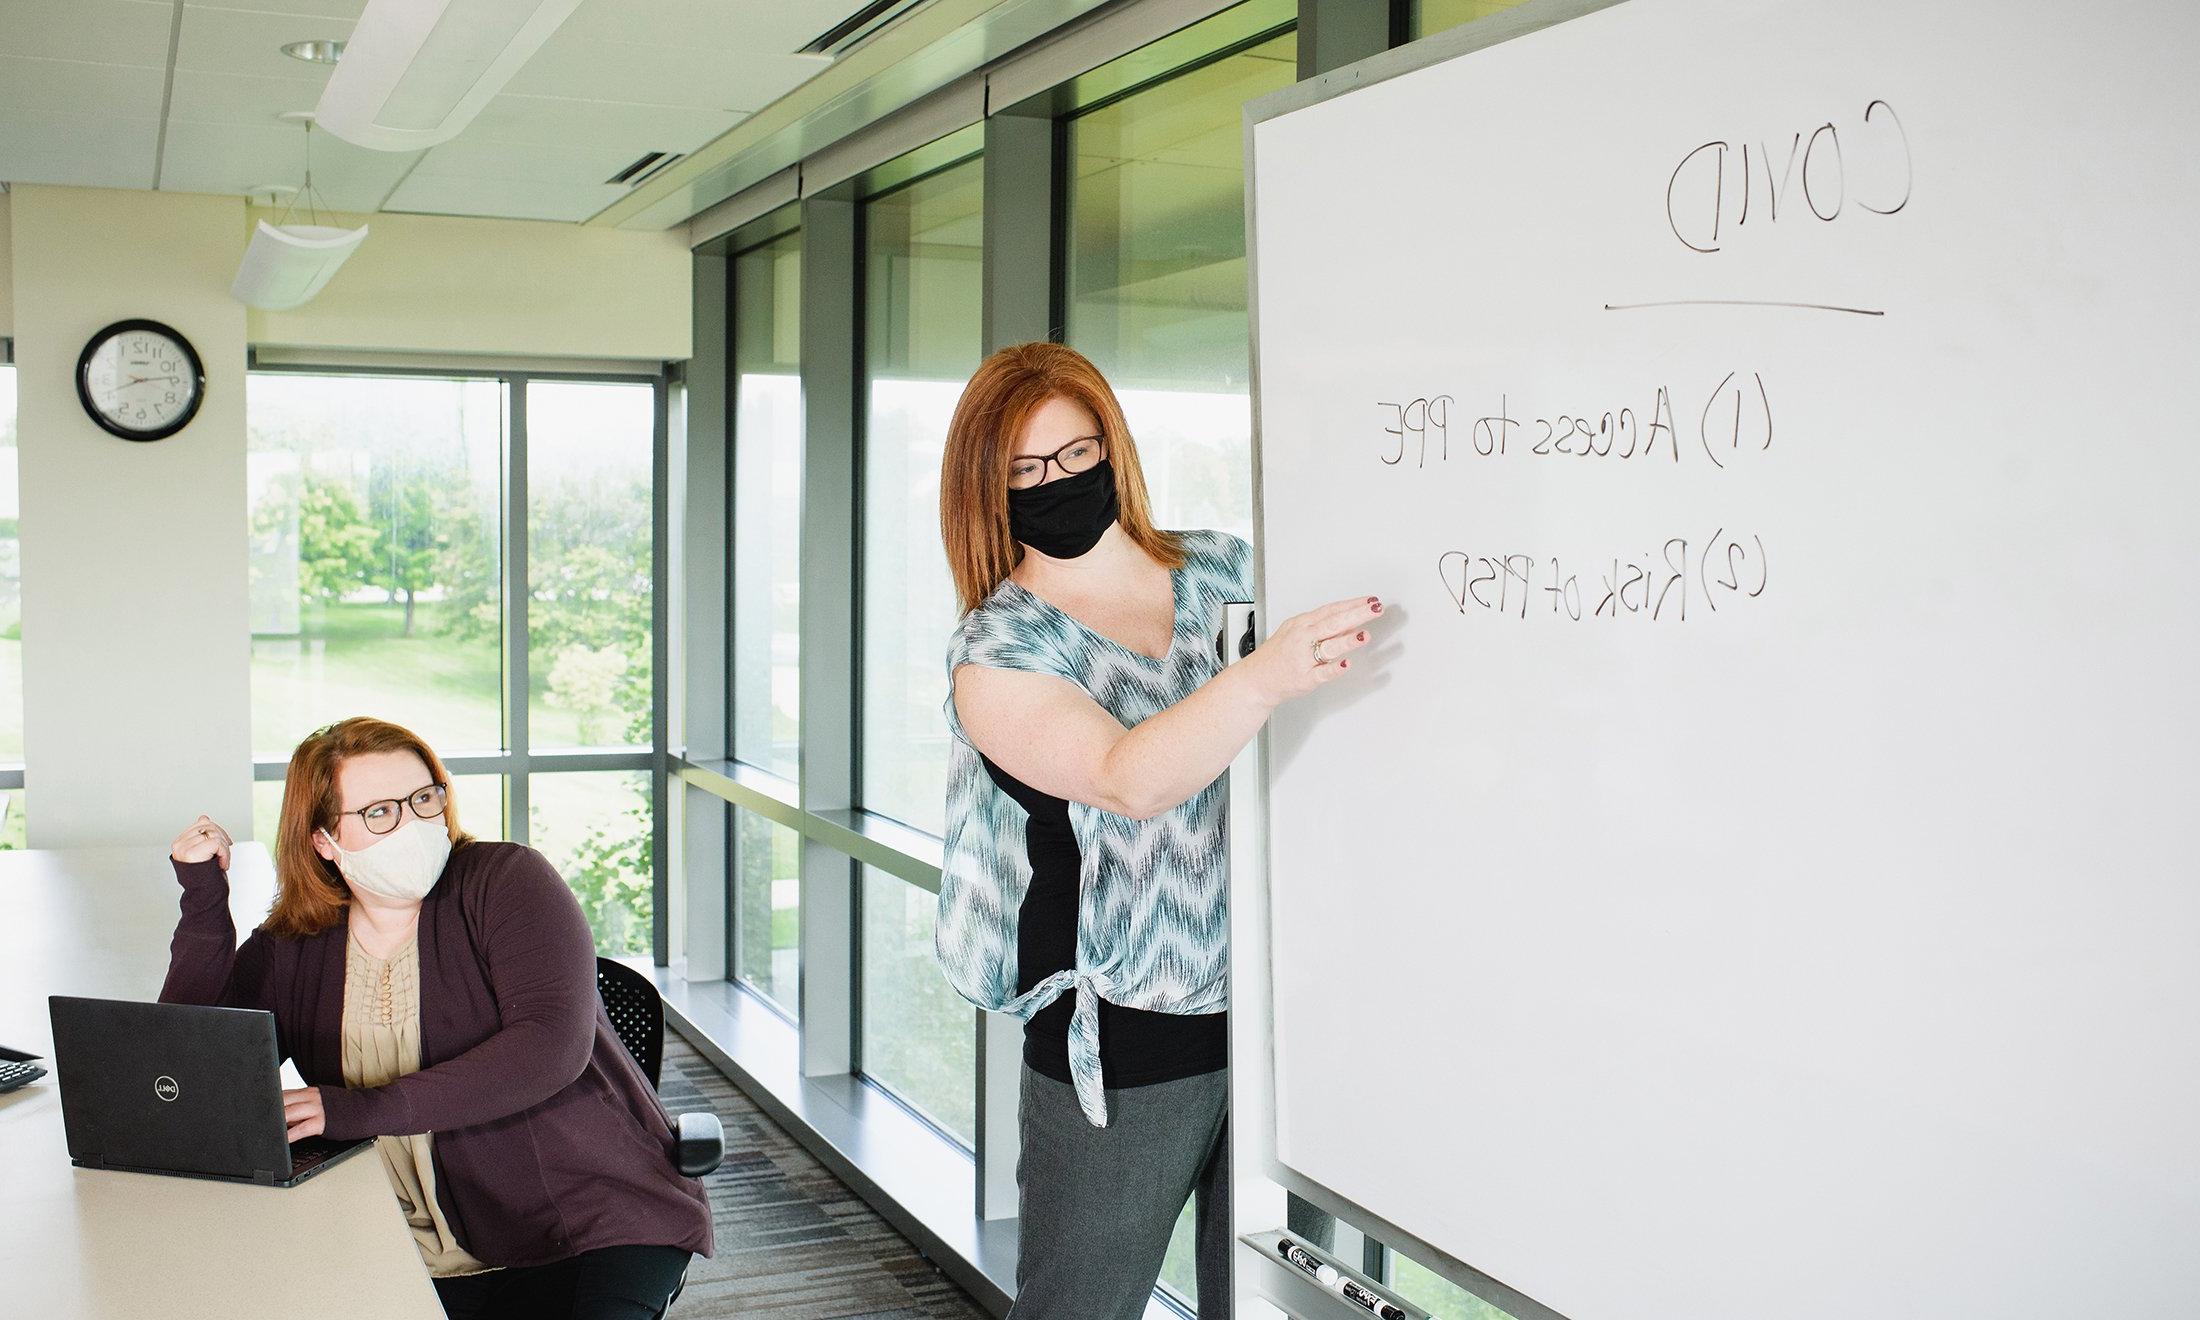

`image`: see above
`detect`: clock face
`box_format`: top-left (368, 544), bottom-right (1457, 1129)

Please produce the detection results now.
top-left (76, 319), bottom-right (206, 441)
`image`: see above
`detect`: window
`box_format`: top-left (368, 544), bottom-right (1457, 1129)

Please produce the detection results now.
top-left (1055, 16), bottom-right (1304, 1311)
top-left (1390, 1249), bottom-right (1521, 1320)
top-left (527, 380), bottom-right (655, 752)
top-left (1064, 29), bottom-right (1298, 540)
top-left (249, 368), bottom-right (660, 955)
top-left (246, 373), bottom-right (504, 757)
top-left (860, 154), bottom-right (984, 836)
top-left (530, 771), bottom-right (652, 957)
top-left (858, 865), bottom-right (977, 1144)
top-left (0, 362), bottom-right (19, 848)
top-left (731, 228), bottom-right (804, 780)
top-left (734, 808), bottom-right (801, 1013)
top-left (1413, 0), bottom-right (1538, 40)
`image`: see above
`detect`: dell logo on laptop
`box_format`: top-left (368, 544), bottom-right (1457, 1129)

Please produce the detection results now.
top-left (153, 1075), bottom-right (179, 1102)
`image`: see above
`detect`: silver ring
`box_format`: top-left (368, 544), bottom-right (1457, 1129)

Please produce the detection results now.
top-left (1311, 638), bottom-right (1327, 666)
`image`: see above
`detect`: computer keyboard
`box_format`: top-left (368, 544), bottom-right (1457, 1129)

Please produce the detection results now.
top-left (0, 1058), bottom-right (47, 1093)
top-left (287, 1136), bottom-right (352, 1174)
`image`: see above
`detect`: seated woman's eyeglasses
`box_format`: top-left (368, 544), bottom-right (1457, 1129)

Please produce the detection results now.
top-left (345, 782), bottom-right (450, 835)
top-left (1007, 436), bottom-right (1105, 490)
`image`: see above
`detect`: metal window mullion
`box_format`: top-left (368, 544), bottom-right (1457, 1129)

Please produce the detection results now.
top-left (651, 368), bottom-right (674, 966)
top-left (971, 97), bottom-right (1063, 1222)
top-left (505, 374), bottom-right (531, 843)
top-left (1298, 0), bottom-right (1393, 78)
top-left (795, 190), bottom-right (861, 1078)
top-left (681, 253), bottom-right (734, 982)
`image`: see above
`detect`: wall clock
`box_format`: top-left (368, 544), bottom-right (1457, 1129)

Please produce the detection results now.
top-left (76, 319), bottom-right (207, 442)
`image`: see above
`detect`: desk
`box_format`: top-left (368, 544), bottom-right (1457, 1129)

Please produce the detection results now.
top-left (0, 845), bottom-right (443, 1318)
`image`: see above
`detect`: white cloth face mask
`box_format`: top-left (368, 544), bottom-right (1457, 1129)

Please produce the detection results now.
top-left (320, 817), bottom-right (452, 903)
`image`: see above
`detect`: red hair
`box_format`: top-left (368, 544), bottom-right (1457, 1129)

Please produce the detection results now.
top-left (939, 342), bottom-right (1183, 614)
top-left (266, 716), bottom-right (474, 938)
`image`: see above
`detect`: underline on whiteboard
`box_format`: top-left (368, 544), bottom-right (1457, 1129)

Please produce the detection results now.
top-left (1602, 299), bottom-right (1885, 316)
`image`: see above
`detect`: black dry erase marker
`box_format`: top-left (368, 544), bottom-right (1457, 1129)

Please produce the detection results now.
top-left (1276, 1238), bottom-right (1407, 1320)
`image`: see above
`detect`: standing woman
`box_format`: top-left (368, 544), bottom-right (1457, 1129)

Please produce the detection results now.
top-left (161, 716), bottom-right (711, 1320)
top-left (935, 342), bottom-right (1382, 1318)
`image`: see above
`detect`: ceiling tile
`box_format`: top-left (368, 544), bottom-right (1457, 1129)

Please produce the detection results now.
top-left (181, 0), bottom-right (367, 18)
top-left (410, 133), bottom-right (682, 190)
top-left (556, 0), bottom-right (868, 56)
top-left (383, 173), bottom-right (616, 223)
top-left (502, 38), bottom-right (828, 113)
top-left (174, 4), bottom-right (355, 80)
top-left (0, 56), bottom-right (167, 120)
top-left (0, 112), bottom-right (160, 190)
top-left (166, 66), bottom-right (329, 127)
top-left (464, 93), bottom-right (741, 153)
top-left (158, 116), bottom-right (412, 211)
top-left (0, 0), bottom-right (174, 66)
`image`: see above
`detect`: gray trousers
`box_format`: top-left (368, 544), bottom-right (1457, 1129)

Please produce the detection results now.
top-left (1008, 1064), bottom-right (1232, 1320)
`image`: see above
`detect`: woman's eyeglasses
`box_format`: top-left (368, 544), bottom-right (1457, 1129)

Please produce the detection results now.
top-left (340, 782), bottom-right (449, 836)
top-left (1007, 436), bottom-right (1105, 490)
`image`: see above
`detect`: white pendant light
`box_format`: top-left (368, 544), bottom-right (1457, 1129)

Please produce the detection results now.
top-left (315, 0), bottom-right (588, 152)
top-left (231, 115), bottom-right (369, 311)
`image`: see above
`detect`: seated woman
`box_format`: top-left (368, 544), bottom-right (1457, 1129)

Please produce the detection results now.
top-left (161, 716), bottom-right (711, 1320)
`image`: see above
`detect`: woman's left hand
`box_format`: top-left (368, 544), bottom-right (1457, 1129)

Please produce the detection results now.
top-left (283, 1086), bottom-right (326, 1142)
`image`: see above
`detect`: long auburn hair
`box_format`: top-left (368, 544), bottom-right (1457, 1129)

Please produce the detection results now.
top-left (940, 341), bottom-right (1184, 615)
top-left (266, 716), bottom-right (475, 939)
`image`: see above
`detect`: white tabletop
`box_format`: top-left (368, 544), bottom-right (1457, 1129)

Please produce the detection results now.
top-left (0, 844), bottom-right (443, 1318)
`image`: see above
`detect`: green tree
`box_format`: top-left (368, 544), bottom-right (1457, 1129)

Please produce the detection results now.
top-left (367, 470), bottom-right (469, 637)
top-left (542, 792), bottom-right (652, 957)
top-left (291, 477), bottom-right (380, 601)
top-left (528, 478), bottom-right (653, 744)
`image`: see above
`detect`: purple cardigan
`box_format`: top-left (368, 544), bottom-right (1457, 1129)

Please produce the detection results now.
top-left (159, 840), bottom-right (713, 1268)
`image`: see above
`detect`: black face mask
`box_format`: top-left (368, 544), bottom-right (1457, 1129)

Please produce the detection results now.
top-left (1008, 460), bottom-right (1120, 559)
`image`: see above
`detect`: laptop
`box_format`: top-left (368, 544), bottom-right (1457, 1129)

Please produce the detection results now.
top-left (48, 996), bottom-right (373, 1187)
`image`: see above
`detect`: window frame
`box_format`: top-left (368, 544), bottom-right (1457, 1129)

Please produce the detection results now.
top-left (245, 358), bottom-right (672, 961)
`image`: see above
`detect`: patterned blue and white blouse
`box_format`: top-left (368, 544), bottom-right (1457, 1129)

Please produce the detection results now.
top-left (935, 529), bottom-right (1252, 1127)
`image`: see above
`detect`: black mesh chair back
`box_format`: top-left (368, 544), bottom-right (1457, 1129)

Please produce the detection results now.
top-left (597, 957), bottom-right (664, 1089)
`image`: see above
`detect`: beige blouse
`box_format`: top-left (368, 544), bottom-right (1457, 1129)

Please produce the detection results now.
top-left (342, 929), bottom-right (498, 1279)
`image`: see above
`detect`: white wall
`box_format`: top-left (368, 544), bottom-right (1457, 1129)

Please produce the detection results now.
top-left (8, 185), bottom-right (253, 848)
top-left (245, 204), bottom-right (691, 360)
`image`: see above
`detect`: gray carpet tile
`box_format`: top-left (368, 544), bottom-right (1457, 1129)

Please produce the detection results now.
top-left (659, 1034), bottom-right (991, 1320)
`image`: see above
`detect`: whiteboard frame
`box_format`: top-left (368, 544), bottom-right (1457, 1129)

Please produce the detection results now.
top-left (1235, 2), bottom-right (1626, 1316)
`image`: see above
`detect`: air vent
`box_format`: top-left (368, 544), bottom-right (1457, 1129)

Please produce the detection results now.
top-left (606, 151), bottom-right (684, 187)
top-left (800, 0), bottom-right (927, 56)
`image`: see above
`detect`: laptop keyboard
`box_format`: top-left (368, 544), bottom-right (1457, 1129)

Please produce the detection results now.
top-left (286, 1135), bottom-right (356, 1176)
top-left (0, 1059), bottom-right (46, 1094)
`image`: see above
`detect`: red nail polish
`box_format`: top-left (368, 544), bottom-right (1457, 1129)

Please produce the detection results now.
top-left (1339, 659), bottom-right (1349, 669)
top-left (1357, 631), bottom-right (1367, 641)
top-left (1371, 602), bottom-right (1383, 613)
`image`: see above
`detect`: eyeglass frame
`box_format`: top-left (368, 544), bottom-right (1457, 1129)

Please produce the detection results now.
top-left (334, 781), bottom-right (450, 836)
top-left (1006, 434), bottom-right (1107, 490)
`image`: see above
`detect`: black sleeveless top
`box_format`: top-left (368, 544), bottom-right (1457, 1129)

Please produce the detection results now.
top-left (979, 754), bottom-right (1227, 1089)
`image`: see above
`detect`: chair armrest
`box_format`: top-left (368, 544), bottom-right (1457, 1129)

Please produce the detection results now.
top-left (675, 1110), bottom-right (723, 1178)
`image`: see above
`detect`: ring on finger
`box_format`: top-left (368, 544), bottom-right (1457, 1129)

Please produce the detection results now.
top-left (1311, 638), bottom-right (1328, 666)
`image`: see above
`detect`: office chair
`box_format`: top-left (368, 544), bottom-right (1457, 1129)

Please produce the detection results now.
top-left (597, 958), bottom-right (724, 1176)
top-left (597, 957), bottom-right (726, 1318)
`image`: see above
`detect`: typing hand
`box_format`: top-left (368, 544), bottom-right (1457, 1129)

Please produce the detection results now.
top-left (283, 1086), bottom-right (326, 1142)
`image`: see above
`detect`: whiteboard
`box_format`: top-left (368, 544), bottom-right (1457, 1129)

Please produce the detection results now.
top-left (1247, 2), bottom-right (2200, 1318)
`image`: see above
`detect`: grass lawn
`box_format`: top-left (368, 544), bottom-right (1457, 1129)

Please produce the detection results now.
top-left (251, 599), bottom-right (635, 757)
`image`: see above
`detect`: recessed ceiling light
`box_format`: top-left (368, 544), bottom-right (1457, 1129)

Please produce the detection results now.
top-left (281, 39), bottom-right (345, 65)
